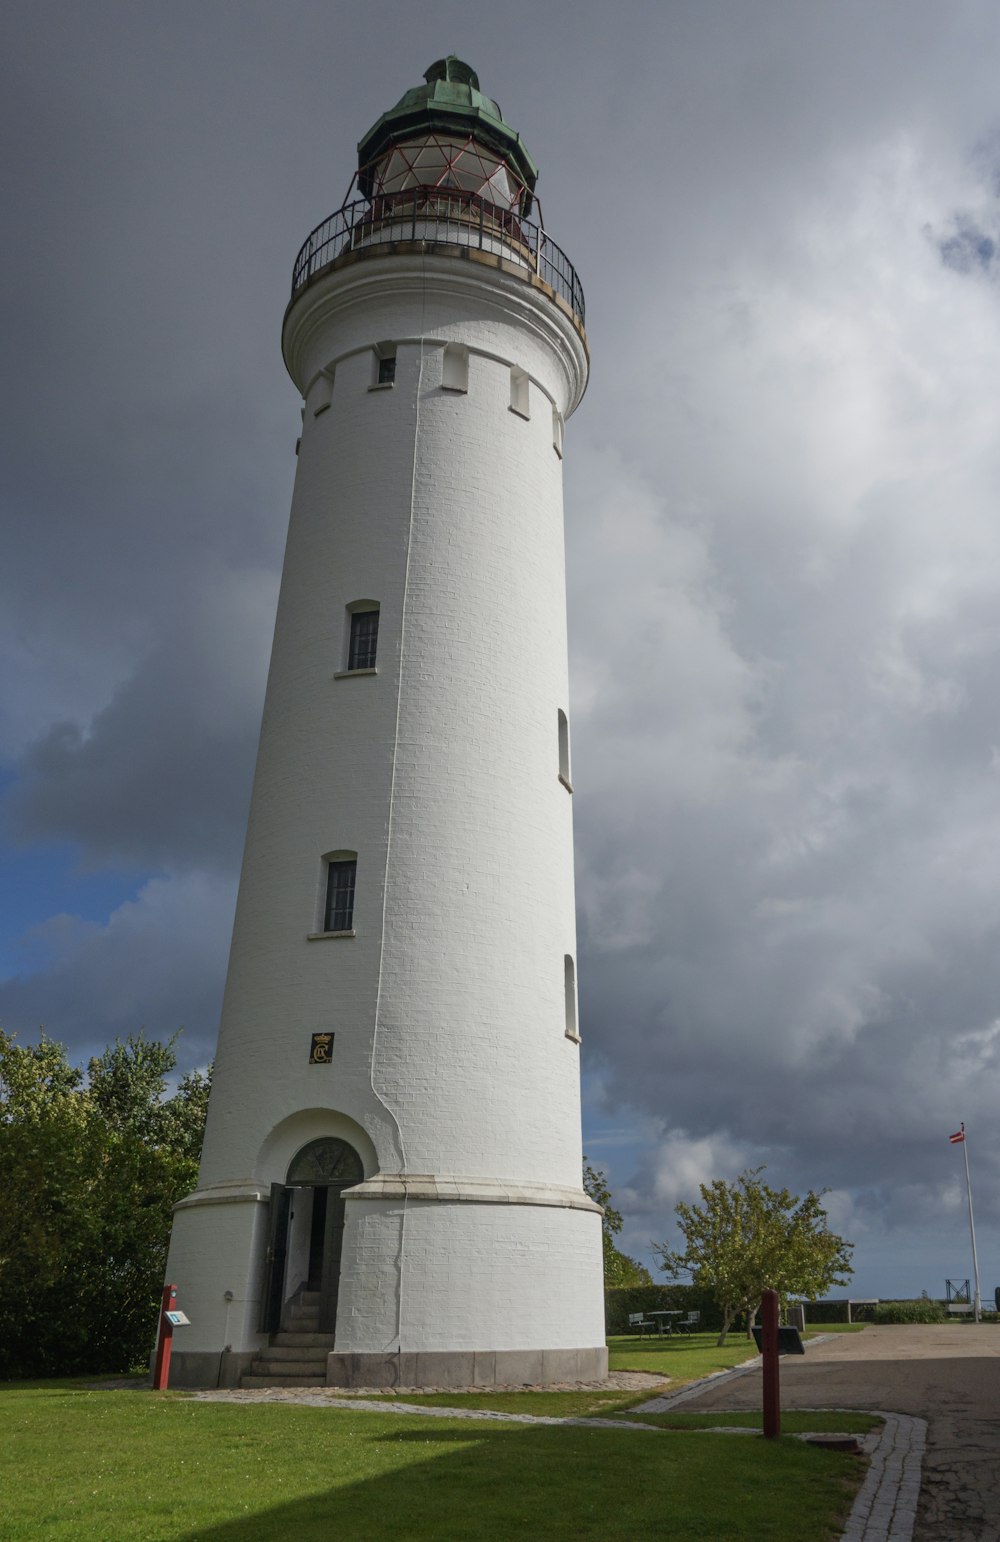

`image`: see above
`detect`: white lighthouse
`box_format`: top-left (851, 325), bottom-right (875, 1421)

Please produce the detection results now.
top-left (164, 57), bottom-right (606, 1389)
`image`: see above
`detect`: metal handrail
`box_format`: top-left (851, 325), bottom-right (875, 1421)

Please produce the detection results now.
top-left (290, 190), bottom-right (585, 325)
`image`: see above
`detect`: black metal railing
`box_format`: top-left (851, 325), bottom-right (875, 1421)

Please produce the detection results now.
top-left (290, 190), bottom-right (585, 325)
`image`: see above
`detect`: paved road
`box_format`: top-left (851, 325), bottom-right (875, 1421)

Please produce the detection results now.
top-left (674, 1325), bottom-right (1000, 1540)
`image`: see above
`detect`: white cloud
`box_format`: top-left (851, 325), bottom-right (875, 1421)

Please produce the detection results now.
top-left (0, 869), bottom-right (235, 1064)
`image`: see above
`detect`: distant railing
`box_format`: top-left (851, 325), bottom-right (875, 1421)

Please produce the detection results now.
top-left (290, 190), bottom-right (585, 325)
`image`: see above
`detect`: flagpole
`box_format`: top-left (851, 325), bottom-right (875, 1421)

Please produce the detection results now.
top-left (959, 1124), bottom-right (983, 1323)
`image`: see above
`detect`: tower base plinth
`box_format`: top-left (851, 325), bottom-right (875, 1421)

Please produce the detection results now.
top-left (324, 1346), bottom-right (609, 1389)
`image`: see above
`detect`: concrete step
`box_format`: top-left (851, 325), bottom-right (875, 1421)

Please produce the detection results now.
top-left (241, 1374), bottom-right (327, 1389)
top-left (272, 1332), bottom-right (337, 1349)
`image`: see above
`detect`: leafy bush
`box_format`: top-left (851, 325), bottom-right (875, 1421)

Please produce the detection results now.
top-left (872, 1299), bottom-right (947, 1324)
top-left (0, 1031), bottom-right (210, 1379)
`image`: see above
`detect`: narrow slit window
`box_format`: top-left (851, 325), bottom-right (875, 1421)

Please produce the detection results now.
top-left (442, 344), bottom-right (469, 393)
top-left (552, 407), bottom-right (564, 457)
top-left (564, 955), bottom-right (579, 1040)
top-left (509, 367), bottom-right (530, 419)
top-left (348, 608), bottom-right (379, 671)
top-left (557, 709), bottom-right (571, 788)
top-left (325, 859), bottom-right (357, 933)
top-left (374, 346), bottom-right (396, 386)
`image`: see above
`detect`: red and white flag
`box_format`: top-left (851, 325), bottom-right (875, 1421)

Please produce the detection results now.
top-left (949, 1127), bottom-right (966, 1144)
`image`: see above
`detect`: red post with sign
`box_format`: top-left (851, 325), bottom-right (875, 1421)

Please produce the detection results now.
top-left (761, 1287), bottom-right (780, 1438)
top-left (152, 1283), bottom-right (178, 1391)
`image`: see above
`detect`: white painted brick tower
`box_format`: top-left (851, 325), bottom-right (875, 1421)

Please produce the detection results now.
top-left (165, 57), bottom-right (606, 1389)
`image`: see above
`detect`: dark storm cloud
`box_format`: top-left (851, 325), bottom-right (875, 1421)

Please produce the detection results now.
top-left (5, 0), bottom-right (1000, 1292)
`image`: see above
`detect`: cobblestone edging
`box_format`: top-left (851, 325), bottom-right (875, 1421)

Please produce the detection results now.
top-left (631, 1355), bottom-right (761, 1411)
top-left (842, 1412), bottom-right (926, 1542)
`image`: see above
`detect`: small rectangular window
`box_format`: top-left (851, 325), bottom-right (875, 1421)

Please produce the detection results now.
top-left (348, 609), bottom-right (379, 671)
top-left (377, 353), bottom-right (396, 385)
top-left (552, 408), bottom-right (564, 457)
top-left (325, 860), bottom-right (356, 933)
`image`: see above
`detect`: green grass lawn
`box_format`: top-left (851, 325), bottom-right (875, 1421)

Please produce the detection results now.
top-left (607, 1324), bottom-right (866, 1382)
top-left (607, 1328), bottom-right (760, 1379)
top-left (2, 1383), bottom-right (865, 1541)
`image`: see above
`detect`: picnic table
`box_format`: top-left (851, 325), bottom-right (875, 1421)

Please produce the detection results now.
top-left (648, 1310), bottom-right (683, 1335)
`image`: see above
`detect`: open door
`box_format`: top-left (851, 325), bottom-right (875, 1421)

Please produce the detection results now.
top-left (259, 1183), bottom-right (292, 1334)
top-left (282, 1137), bottom-right (365, 1338)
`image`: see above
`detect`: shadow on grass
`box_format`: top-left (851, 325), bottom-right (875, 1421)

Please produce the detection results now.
top-left (175, 1419), bottom-right (860, 1542)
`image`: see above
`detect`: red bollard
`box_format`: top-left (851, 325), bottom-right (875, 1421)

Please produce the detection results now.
top-left (152, 1283), bottom-right (178, 1391)
top-left (761, 1288), bottom-right (780, 1439)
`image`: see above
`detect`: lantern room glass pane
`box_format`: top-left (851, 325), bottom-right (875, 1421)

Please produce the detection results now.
top-left (372, 134), bottom-right (525, 210)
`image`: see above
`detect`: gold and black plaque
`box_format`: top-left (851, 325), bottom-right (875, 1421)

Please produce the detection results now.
top-left (308, 1032), bottom-right (334, 1064)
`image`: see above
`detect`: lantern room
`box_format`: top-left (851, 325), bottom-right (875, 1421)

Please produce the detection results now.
top-left (356, 56), bottom-right (539, 219)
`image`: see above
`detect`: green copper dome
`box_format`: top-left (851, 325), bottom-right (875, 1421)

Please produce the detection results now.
top-left (357, 57), bottom-right (539, 216)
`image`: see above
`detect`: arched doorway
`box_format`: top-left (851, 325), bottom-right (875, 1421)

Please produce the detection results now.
top-left (260, 1137), bottom-right (364, 1336)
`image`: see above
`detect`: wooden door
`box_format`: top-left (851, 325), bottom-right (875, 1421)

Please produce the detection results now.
top-left (259, 1183), bottom-right (292, 1334)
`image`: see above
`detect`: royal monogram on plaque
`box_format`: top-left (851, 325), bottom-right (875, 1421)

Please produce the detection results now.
top-left (308, 1032), bottom-right (334, 1064)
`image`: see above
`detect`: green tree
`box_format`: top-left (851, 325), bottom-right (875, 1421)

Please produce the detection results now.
top-left (583, 1158), bottom-right (653, 1287)
top-left (0, 1030), bottom-right (211, 1379)
top-left (654, 1167), bottom-right (853, 1346)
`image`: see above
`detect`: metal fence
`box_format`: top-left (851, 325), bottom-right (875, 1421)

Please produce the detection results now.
top-left (290, 191), bottom-right (585, 325)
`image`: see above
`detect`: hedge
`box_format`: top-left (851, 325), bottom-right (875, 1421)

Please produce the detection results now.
top-left (604, 1283), bottom-right (727, 1335)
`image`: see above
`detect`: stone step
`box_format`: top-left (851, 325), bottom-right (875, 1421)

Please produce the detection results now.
top-left (285, 1292), bottom-right (320, 1310)
top-left (241, 1374), bottom-right (327, 1389)
top-left (271, 1333), bottom-right (337, 1350)
top-left (250, 1358), bottom-right (327, 1378)
top-left (256, 1344), bottom-right (332, 1362)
